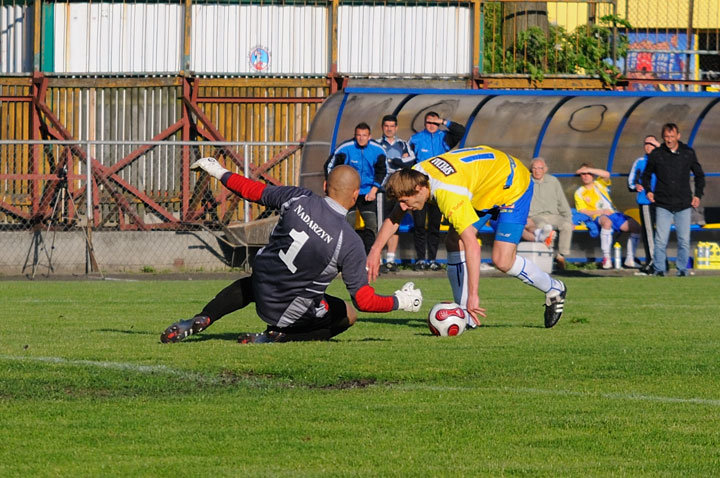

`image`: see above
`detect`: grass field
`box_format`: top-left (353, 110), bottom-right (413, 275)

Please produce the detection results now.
top-left (2, 274), bottom-right (720, 476)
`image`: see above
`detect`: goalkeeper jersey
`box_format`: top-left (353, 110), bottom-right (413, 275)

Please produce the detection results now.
top-left (413, 145), bottom-right (531, 235)
top-left (249, 186), bottom-right (371, 327)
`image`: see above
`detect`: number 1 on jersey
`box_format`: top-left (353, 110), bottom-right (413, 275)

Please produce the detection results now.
top-left (279, 228), bottom-right (310, 273)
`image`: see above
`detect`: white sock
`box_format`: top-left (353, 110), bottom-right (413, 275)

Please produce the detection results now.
top-left (446, 251), bottom-right (468, 308)
top-left (600, 229), bottom-right (613, 256)
top-left (533, 228), bottom-right (542, 242)
top-left (626, 234), bottom-right (639, 259)
top-left (386, 252), bottom-right (395, 263)
top-left (507, 255), bottom-right (559, 295)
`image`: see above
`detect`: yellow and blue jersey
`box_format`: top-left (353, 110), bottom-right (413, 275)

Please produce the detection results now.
top-left (414, 145), bottom-right (531, 235)
top-left (573, 178), bottom-right (616, 219)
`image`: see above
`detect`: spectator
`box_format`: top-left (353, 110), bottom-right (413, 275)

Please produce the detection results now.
top-left (408, 112), bottom-right (466, 271)
top-left (641, 123), bottom-right (705, 277)
top-left (368, 146), bottom-right (567, 329)
top-left (161, 161), bottom-right (422, 344)
top-left (377, 114), bottom-right (415, 273)
top-left (325, 122), bottom-right (387, 253)
top-left (574, 163), bottom-right (642, 269)
top-left (628, 134), bottom-right (661, 273)
top-left (521, 157), bottom-right (574, 270)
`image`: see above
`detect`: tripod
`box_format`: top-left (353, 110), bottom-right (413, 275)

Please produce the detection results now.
top-left (22, 167), bottom-right (103, 279)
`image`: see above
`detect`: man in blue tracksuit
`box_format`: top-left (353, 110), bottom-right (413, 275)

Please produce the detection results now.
top-left (628, 134), bottom-right (660, 273)
top-left (408, 111), bottom-right (465, 270)
top-left (325, 122), bottom-right (387, 253)
top-left (377, 114), bottom-right (415, 272)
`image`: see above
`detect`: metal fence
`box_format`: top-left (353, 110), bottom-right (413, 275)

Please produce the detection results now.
top-left (621, 0), bottom-right (720, 89)
top-left (3, 0), bottom-right (719, 89)
top-left (0, 139), bottom-right (305, 276)
top-left (481, 1), bottom-right (720, 89)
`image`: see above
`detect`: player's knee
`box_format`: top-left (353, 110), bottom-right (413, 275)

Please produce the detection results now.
top-left (445, 230), bottom-right (461, 251)
top-left (345, 302), bottom-right (357, 326)
top-left (492, 250), bottom-right (514, 272)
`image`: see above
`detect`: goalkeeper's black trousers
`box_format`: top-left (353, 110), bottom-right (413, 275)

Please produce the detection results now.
top-left (198, 277), bottom-right (351, 341)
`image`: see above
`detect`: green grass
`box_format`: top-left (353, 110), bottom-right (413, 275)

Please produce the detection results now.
top-left (2, 275), bottom-right (720, 476)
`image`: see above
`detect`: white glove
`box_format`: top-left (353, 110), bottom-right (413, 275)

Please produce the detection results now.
top-left (190, 157), bottom-right (229, 180)
top-left (394, 281), bottom-right (423, 313)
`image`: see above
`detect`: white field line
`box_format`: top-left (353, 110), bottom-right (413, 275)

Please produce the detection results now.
top-left (3, 354), bottom-right (720, 407)
top-left (398, 384), bottom-right (720, 407)
top-left (0, 354), bottom-right (220, 384)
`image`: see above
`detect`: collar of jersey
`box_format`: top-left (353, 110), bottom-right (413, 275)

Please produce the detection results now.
top-left (324, 196), bottom-right (348, 215)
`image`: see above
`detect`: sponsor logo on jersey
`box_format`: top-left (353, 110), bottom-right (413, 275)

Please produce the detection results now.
top-left (429, 157), bottom-right (456, 176)
top-left (446, 200), bottom-right (466, 220)
top-left (294, 204), bottom-right (334, 244)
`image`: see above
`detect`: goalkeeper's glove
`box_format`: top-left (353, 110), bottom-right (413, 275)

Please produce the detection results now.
top-left (394, 281), bottom-right (423, 312)
top-left (190, 157), bottom-right (229, 180)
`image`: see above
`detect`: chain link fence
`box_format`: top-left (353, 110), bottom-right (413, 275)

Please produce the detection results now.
top-left (481, 1), bottom-right (720, 89)
top-left (621, 0), bottom-right (720, 89)
top-left (0, 140), bottom-right (304, 277)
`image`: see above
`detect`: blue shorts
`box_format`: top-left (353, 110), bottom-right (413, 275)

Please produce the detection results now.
top-left (472, 181), bottom-right (532, 244)
top-left (595, 212), bottom-right (629, 232)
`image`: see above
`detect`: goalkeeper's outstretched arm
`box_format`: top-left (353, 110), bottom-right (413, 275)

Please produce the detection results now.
top-left (191, 157), bottom-right (266, 202)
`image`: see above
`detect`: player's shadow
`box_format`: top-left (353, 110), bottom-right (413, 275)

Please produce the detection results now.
top-left (362, 317), bottom-right (427, 329)
top-left (186, 332), bottom-right (246, 342)
top-left (169, 333), bottom-right (391, 343)
top-left (96, 328), bottom-right (157, 336)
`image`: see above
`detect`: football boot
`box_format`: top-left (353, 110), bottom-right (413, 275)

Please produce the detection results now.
top-left (160, 315), bottom-right (211, 343)
top-left (544, 282), bottom-right (567, 328)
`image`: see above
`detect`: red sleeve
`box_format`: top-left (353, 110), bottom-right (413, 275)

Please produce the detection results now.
top-left (223, 172), bottom-right (266, 202)
top-left (353, 284), bottom-right (396, 313)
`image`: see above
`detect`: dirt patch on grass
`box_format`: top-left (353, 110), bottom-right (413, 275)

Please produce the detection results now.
top-left (318, 378), bottom-right (377, 390)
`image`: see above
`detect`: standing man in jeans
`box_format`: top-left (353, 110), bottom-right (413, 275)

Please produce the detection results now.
top-left (408, 111), bottom-right (465, 271)
top-left (641, 123), bottom-right (705, 277)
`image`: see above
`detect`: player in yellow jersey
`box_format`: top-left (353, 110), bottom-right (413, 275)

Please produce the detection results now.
top-left (366, 146), bottom-right (567, 328)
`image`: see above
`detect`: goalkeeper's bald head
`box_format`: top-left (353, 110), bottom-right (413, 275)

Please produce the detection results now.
top-left (326, 165), bottom-right (360, 209)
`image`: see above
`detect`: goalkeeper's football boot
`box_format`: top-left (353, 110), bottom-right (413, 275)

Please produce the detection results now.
top-left (160, 315), bottom-right (211, 343)
top-left (238, 329), bottom-right (287, 344)
top-left (544, 281), bottom-right (567, 328)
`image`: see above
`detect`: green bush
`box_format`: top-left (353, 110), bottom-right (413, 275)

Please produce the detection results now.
top-left (483, 7), bottom-right (632, 85)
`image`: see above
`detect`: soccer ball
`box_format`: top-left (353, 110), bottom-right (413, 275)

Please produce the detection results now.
top-left (427, 302), bottom-right (467, 336)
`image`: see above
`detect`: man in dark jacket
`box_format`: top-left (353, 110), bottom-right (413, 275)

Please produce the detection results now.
top-left (408, 112), bottom-right (465, 271)
top-left (641, 123), bottom-right (705, 277)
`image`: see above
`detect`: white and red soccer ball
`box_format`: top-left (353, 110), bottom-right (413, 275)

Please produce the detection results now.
top-left (427, 302), bottom-right (467, 336)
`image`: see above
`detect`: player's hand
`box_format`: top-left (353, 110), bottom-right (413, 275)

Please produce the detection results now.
top-left (366, 190), bottom-right (377, 202)
top-left (646, 192), bottom-right (655, 203)
top-left (635, 184), bottom-right (644, 192)
top-left (366, 247), bottom-right (382, 282)
top-left (466, 294), bottom-right (487, 326)
top-left (190, 157), bottom-right (229, 180)
top-left (394, 282), bottom-right (423, 312)
top-left (692, 196), bottom-right (701, 208)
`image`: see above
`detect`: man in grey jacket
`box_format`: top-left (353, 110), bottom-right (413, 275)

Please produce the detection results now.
top-left (522, 157), bottom-right (574, 270)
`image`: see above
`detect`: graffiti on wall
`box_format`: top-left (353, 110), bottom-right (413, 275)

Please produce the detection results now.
top-left (625, 32), bottom-right (692, 91)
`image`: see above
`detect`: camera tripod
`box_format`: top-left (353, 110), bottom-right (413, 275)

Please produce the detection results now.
top-left (22, 167), bottom-right (103, 279)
